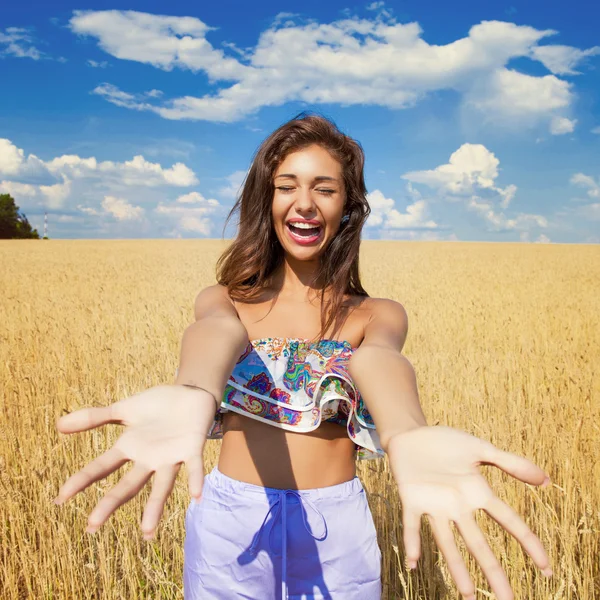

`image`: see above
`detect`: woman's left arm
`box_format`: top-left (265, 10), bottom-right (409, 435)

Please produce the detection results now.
top-left (348, 298), bottom-right (426, 449)
top-left (348, 298), bottom-right (552, 600)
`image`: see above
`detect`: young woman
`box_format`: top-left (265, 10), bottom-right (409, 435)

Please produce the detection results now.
top-left (54, 113), bottom-right (552, 600)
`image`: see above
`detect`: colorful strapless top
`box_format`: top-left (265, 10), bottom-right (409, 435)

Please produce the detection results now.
top-left (206, 337), bottom-right (384, 460)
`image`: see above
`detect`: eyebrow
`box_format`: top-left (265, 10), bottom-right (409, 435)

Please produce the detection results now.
top-left (274, 174), bottom-right (339, 183)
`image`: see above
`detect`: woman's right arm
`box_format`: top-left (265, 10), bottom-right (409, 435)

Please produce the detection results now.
top-left (54, 284), bottom-right (248, 539)
top-left (175, 284), bottom-right (249, 406)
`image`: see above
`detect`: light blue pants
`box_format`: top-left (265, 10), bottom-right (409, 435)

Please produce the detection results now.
top-left (184, 467), bottom-right (382, 599)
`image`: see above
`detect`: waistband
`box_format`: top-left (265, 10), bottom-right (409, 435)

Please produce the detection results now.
top-left (205, 466), bottom-right (364, 500)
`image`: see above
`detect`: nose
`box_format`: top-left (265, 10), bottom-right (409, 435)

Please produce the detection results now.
top-left (293, 186), bottom-right (317, 214)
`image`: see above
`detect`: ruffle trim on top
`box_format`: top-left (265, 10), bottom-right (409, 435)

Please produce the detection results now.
top-left (206, 337), bottom-right (385, 461)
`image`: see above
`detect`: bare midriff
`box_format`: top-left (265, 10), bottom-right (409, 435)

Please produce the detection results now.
top-left (216, 288), bottom-right (372, 490)
top-left (218, 413), bottom-right (358, 489)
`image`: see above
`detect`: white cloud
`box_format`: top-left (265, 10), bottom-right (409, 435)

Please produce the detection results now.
top-left (570, 173), bottom-right (600, 198)
top-left (402, 143), bottom-right (517, 208)
top-left (175, 191), bottom-right (220, 206)
top-left (68, 11), bottom-right (598, 133)
top-left (93, 83), bottom-right (144, 109)
top-left (365, 189), bottom-right (395, 227)
top-left (520, 232), bottom-right (552, 243)
top-left (549, 116), bottom-right (576, 135)
top-left (157, 195), bottom-right (219, 215)
top-left (217, 170), bottom-right (247, 199)
top-left (0, 138), bottom-right (48, 179)
top-left (103, 156), bottom-right (198, 186)
top-left (468, 197), bottom-right (547, 230)
top-left (0, 27), bottom-right (43, 60)
top-left (591, 126), bottom-right (600, 135)
top-left (403, 143), bottom-right (548, 233)
top-left (0, 180), bottom-right (37, 197)
top-left (530, 44), bottom-right (600, 75)
top-left (77, 204), bottom-right (101, 216)
top-left (0, 137), bottom-right (203, 234)
top-left (498, 185), bottom-right (517, 209)
top-left (40, 177), bottom-right (72, 209)
top-left (177, 216), bottom-right (213, 235)
top-left (269, 13), bottom-right (304, 30)
top-left (87, 59), bottom-right (108, 68)
top-left (403, 143), bottom-right (500, 192)
top-left (0, 139), bottom-right (27, 175)
top-left (387, 200), bottom-right (436, 228)
top-left (0, 139), bottom-right (199, 200)
top-left (155, 193), bottom-right (221, 236)
top-left (102, 195), bottom-right (145, 221)
top-left (365, 187), bottom-right (438, 230)
top-left (70, 10), bottom-right (244, 79)
top-left (464, 68), bottom-right (572, 131)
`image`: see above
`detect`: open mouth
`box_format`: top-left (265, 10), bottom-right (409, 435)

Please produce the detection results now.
top-left (286, 222), bottom-right (322, 244)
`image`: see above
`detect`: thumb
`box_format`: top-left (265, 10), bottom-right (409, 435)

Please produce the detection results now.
top-left (56, 403), bottom-right (123, 434)
top-left (479, 441), bottom-right (550, 487)
top-left (186, 454), bottom-right (205, 501)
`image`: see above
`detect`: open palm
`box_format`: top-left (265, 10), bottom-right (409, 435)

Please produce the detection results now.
top-left (387, 426), bottom-right (552, 600)
top-left (54, 385), bottom-right (216, 539)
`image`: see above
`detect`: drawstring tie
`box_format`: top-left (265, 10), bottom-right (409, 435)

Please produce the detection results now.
top-left (248, 489), bottom-right (328, 600)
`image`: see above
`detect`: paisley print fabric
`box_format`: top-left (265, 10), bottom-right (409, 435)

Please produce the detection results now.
top-left (207, 337), bottom-right (384, 460)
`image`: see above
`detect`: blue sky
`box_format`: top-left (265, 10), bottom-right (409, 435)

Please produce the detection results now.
top-left (1, 1), bottom-right (599, 243)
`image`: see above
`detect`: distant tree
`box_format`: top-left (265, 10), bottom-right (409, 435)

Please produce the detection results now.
top-left (0, 194), bottom-right (40, 239)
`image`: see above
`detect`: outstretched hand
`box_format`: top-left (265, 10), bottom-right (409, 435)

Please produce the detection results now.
top-left (54, 385), bottom-right (216, 540)
top-left (386, 425), bottom-right (552, 600)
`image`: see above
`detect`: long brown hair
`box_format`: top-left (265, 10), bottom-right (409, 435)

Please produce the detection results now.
top-left (216, 111), bottom-right (371, 343)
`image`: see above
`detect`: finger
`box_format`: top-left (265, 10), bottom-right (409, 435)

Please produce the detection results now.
top-left (479, 442), bottom-right (549, 487)
top-left (55, 446), bottom-right (128, 504)
top-left (484, 496), bottom-right (552, 576)
top-left (57, 403), bottom-right (123, 434)
top-left (428, 517), bottom-right (476, 600)
top-left (86, 463), bottom-right (152, 533)
top-left (140, 464), bottom-right (180, 540)
top-left (455, 514), bottom-right (513, 600)
top-left (186, 454), bottom-right (205, 500)
top-left (402, 507), bottom-right (421, 569)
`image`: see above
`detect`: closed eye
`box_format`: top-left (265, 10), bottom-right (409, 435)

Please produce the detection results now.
top-left (275, 186), bottom-right (336, 195)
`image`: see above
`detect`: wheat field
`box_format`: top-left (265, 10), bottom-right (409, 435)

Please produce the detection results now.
top-left (1, 239), bottom-right (598, 599)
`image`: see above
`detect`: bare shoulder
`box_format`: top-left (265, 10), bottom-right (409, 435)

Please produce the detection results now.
top-left (359, 297), bottom-right (409, 351)
top-left (365, 297), bottom-right (408, 323)
top-left (194, 284), bottom-right (240, 321)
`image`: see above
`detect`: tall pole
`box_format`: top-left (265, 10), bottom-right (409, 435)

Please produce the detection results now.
top-left (44, 211), bottom-right (48, 238)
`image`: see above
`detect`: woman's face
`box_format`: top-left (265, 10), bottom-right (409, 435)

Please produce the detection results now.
top-left (272, 144), bottom-right (346, 260)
